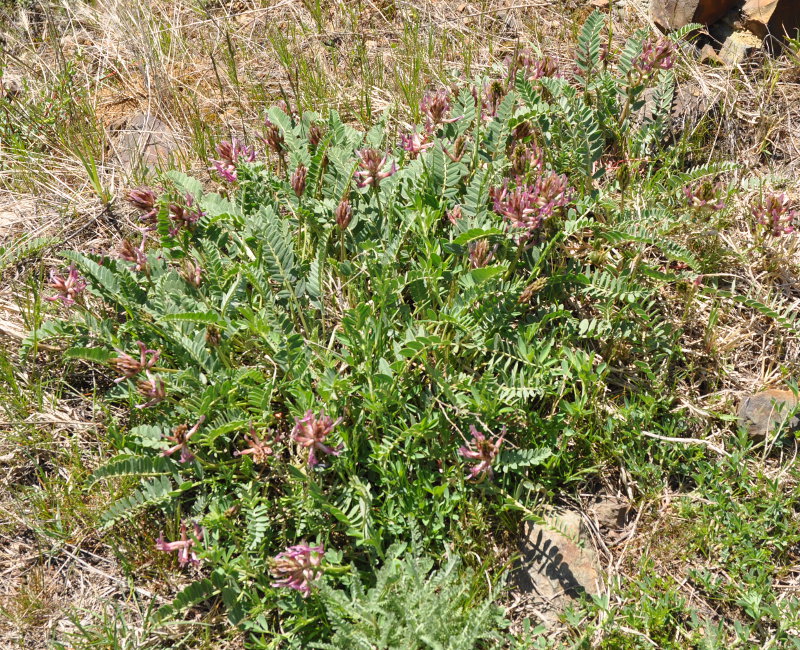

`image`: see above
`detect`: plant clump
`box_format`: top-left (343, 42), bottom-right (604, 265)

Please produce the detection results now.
top-left (31, 13), bottom-right (800, 646)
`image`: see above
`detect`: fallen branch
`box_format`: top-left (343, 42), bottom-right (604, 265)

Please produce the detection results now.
top-left (641, 431), bottom-right (730, 457)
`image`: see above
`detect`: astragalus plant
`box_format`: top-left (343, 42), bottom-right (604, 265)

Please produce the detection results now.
top-left (31, 13), bottom-right (784, 647)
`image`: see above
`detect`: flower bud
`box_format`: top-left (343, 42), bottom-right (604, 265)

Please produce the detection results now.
top-left (291, 164), bottom-right (307, 197)
top-left (335, 198), bottom-right (352, 230)
top-left (308, 124), bottom-right (324, 148)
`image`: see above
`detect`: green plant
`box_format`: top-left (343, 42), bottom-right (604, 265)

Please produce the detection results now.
top-left (312, 544), bottom-right (506, 650)
top-left (27, 13), bottom-right (800, 647)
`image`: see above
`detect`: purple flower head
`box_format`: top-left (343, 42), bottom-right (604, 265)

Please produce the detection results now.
top-left (752, 192), bottom-right (797, 237)
top-left (458, 424), bottom-right (504, 482)
top-left (45, 265), bottom-right (86, 307)
top-left (117, 234), bottom-right (148, 272)
top-left (162, 415), bottom-right (205, 463)
top-left (635, 38), bottom-right (675, 76)
top-left (335, 198), bottom-right (352, 230)
top-left (468, 239), bottom-right (495, 269)
top-left (443, 135), bottom-right (467, 163)
top-left (308, 123), bottom-right (325, 148)
top-left (534, 171), bottom-right (571, 211)
top-left (210, 138), bottom-right (256, 183)
top-left (126, 187), bottom-right (159, 225)
top-left (263, 118), bottom-right (285, 155)
top-left (291, 164), bottom-right (308, 197)
top-left (181, 260), bottom-right (203, 288)
top-left (355, 149), bottom-right (397, 189)
top-left (528, 55), bottom-right (560, 80)
top-left (109, 341), bottom-right (160, 384)
top-left (292, 410), bottom-right (343, 467)
top-left (399, 131), bottom-right (433, 159)
top-left (126, 186), bottom-right (157, 212)
top-left (683, 181), bottom-right (725, 212)
top-left (492, 171), bottom-right (571, 243)
top-left (510, 142), bottom-right (544, 180)
top-left (168, 194), bottom-right (204, 236)
top-left (235, 423), bottom-right (275, 464)
top-left (156, 521), bottom-right (203, 566)
top-left (446, 204), bottom-right (462, 225)
top-left (135, 371), bottom-right (166, 409)
top-left (271, 543), bottom-right (325, 597)
top-left (420, 90), bottom-right (459, 131)
top-left (512, 50), bottom-right (560, 81)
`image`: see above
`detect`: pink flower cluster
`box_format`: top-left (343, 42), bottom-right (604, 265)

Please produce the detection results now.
top-left (291, 164), bottom-right (308, 197)
top-left (355, 149), bottom-right (397, 189)
top-left (399, 131), bottom-right (433, 158)
top-left (136, 372), bottom-right (166, 409)
top-left (210, 138), bottom-right (257, 183)
top-left (400, 90), bottom-right (463, 158)
top-left (510, 142), bottom-right (545, 180)
top-left (117, 234), bottom-right (148, 272)
top-left (156, 521), bottom-right (203, 566)
top-left (292, 410), bottom-right (343, 467)
top-left (168, 194), bottom-right (204, 236)
top-left (491, 171), bottom-right (572, 242)
top-left (481, 81), bottom-right (506, 120)
top-left (46, 265), bottom-right (86, 307)
top-left (469, 240), bottom-right (495, 269)
top-left (335, 198), bottom-right (352, 230)
top-left (271, 543), bottom-right (325, 597)
top-left (181, 260), bottom-right (203, 288)
top-left (235, 423), bottom-right (275, 464)
top-left (126, 187), bottom-right (159, 227)
top-left (683, 181), bottom-right (725, 212)
top-left (109, 341), bottom-right (160, 384)
top-left (752, 192), bottom-right (797, 237)
top-left (263, 118), bottom-right (285, 156)
top-left (420, 90), bottom-right (457, 130)
top-left (512, 50), bottom-right (560, 81)
top-left (162, 415), bottom-right (206, 463)
top-left (458, 425), bottom-right (504, 482)
top-left (635, 38), bottom-right (675, 75)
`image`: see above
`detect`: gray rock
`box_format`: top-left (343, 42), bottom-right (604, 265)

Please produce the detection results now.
top-left (1, 74), bottom-right (22, 99)
top-left (109, 112), bottom-right (178, 173)
top-left (699, 43), bottom-right (725, 65)
top-left (738, 389), bottom-right (800, 440)
top-left (718, 30), bottom-right (764, 65)
top-left (516, 510), bottom-right (602, 628)
top-left (651, 0), bottom-right (739, 30)
top-left (590, 496), bottom-right (631, 530)
top-left (742, 0), bottom-right (800, 46)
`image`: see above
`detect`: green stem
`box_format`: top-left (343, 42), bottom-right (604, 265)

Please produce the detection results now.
top-left (505, 240), bottom-right (526, 280)
top-left (373, 185), bottom-right (383, 219)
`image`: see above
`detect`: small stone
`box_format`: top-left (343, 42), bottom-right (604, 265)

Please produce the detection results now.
top-left (109, 112), bottom-right (179, 173)
top-left (1, 73), bottom-right (22, 98)
top-left (699, 44), bottom-right (725, 65)
top-left (590, 0), bottom-right (609, 8)
top-left (590, 496), bottom-right (631, 530)
top-left (718, 30), bottom-right (764, 65)
top-left (738, 389), bottom-right (800, 440)
top-left (516, 510), bottom-right (602, 628)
